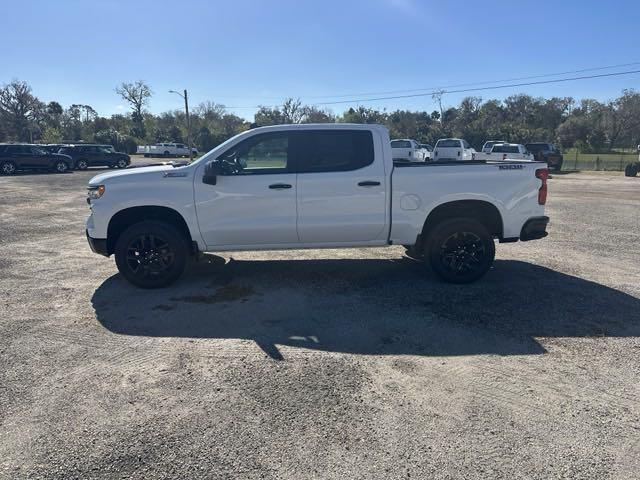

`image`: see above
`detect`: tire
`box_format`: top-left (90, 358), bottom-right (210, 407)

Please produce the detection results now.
top-left (163, 151), bottom-right (171, 158)
top-left (114, 221), bottom-right (189, 288)
top-left (76, 159), bottom-right (88, 170)
top-left (115, 158), bottom-right (128, 169)
top-left (553, 162), bottom-right (563, 172)
top-left (53, 160), bottom-right (69, 173)
top-left (625, 163), bottom-right (638, 177)
top-left (144, 154), bottom-right (150, 158)
top-left (425, 218), bottom-right (495, 284)
top-left (1, 161), bottom-right (17, 175)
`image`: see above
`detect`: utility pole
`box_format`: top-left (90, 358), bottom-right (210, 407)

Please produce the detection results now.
top-left (169, 89), bottom-right (193, 162)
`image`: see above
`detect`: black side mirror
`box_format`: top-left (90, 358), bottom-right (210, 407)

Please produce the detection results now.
top-left (203, 160), bottom-right (222, 185)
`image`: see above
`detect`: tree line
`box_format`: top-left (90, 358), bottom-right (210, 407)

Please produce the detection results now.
top-left (1, 79), bottom-right (639, 154)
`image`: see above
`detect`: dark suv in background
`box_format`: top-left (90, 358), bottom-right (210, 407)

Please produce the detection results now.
top-left (58, 144), bottom-right (130, 170)
top-left (525, 143), bottom-right (563, 171)
top-left (0, 144), bottom-right (72, 175)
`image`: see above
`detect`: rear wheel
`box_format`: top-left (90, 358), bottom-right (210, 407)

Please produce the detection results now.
top-left (76, 159), bottom-right (88, 170)
top-left (164, 150), bottom-right (171, 158)
top-left (1, 161), bottom-right (17, 175)
top-left (425, 218), bottom-right (495, 284)
top-left (625, 163), bottom-right (638, 177)
top-left (114, 221), bottom-right (188, 288)
top-left (53, 160), bottom-right (69, 173)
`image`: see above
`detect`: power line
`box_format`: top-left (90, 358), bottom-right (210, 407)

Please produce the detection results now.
top-left (224, 68), bottom-right (640, 109)
top-left (216, 61), bottom-right (640, 102)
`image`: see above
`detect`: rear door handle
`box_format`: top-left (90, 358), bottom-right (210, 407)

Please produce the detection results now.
top-left (268, 183), bottom-right (292, 190)
top-left (358, 181), bottom-right (381, 187)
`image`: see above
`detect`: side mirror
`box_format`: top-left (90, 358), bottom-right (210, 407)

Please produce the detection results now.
top-left (202, 160), bottom-right (222, 185)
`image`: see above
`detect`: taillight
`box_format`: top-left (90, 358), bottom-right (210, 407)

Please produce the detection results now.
top-left (535, 168), bottom-right (548, 205)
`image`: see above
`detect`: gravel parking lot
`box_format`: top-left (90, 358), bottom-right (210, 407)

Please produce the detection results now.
top-left (1, 161), bottom-right (639, 479)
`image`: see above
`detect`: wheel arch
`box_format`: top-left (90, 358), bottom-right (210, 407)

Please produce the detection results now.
top-left (421, 200), bottom-right (504, 241)
top-left (106, 206), bottom-right (193, 255)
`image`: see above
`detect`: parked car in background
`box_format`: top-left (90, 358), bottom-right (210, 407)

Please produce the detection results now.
top-left (418, 143), bottom-right (434, 160)
top-left (0, 144), bottom-right (72, 175)
top-left (475, 143), bottom-right (533, 161)
top-left (432, 138), bottom-right (476, 162)
top-left (85, 124), bottom-right (549, 288)
top-left (137, 143), bottom-right (198, 158)
top-left (58, 144), bottom-right (130, 170)
top-left (525, 142), bottom-right (563, 171)
top-left (481, 140), bottom-right (508, 153)
top-left (390, 139), bottom-right (428, 162)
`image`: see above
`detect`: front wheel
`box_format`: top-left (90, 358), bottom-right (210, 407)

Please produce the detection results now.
top-left (76, 159), bottom-right (88, 170)
top-left (53, 160), bottom-right (69, 173)
top-left (114, 221), bottom-right (188, 288)
top-left (1, 161), bottom-right (17, 175)
top-left (115, 158), bottom-right (128, 169)
top-left (425, 218), bottom-right (495, 284)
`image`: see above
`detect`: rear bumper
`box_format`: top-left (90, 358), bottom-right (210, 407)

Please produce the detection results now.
top-left (520, 216), bottom-right (549, 241)
top-left (86, 230), bottom-right (109, 256)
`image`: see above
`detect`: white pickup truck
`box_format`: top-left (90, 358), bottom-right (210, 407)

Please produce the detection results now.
top-left (390, 139), bottom-right (428, 162)
top-left (432, 138), bottom-right (476, 162)
top-left (86, 124), bottom-right (549, 288)
top-left (475, 143), bottom-right (534, 161)
top-left (137, 143), bottom-right (198, 158)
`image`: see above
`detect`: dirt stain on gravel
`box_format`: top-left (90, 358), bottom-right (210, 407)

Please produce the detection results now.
top-left (170, 285), bottom-right (256, 305)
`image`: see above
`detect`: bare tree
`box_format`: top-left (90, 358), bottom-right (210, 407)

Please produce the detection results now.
top-left (281, 98), bottom-right (304, 124)
top-left (115, 80), bottom-right (152, 118)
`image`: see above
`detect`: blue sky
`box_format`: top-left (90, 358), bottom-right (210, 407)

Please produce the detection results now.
top-left (2, 0), bottom-right (640, 119)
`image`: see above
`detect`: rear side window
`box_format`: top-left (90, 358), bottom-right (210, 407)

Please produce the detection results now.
top-left (436, 139), bottom-right (461, 148)
top-left (391, 140), bottom-right (411, 149)
top-left (294, 130), bottom-right (374, 173)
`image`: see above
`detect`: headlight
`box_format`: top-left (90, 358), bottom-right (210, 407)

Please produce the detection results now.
top-left (87, 185), bottom-right (105, 200)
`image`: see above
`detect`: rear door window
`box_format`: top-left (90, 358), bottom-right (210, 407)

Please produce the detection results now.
top-left (294, 130), bottom-right (374, 173)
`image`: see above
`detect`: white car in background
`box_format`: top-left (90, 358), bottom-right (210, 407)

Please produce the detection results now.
top-left (475, 143), bottom-right (533, 161)
top-left (137, 143), bottom-right (198, 158)
top-left (390, 139), bottom-right (428, 162)
top-left (482, 140), bottom-right (508, 153)
top-left (418, 143), bottom-right (434, 160)
top-left (432, 138), bottom-right (476, 162)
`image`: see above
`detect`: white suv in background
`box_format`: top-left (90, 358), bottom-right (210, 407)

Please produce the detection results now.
top-left (433, 138), bottom-right (476, 162)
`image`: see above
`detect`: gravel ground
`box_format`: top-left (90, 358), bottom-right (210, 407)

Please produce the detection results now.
top-left (1, 162), bottom-right (639, 479)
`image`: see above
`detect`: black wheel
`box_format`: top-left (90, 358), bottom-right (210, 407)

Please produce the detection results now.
top-left (553, 162), bottom-right (563, 172)
top-left (53, 160), bottom-right (69, 173)
top-left (114, 221), bottom-right (188, 288)
top-left (163, 150), bottom-right (171, 158)
top-left (76, 159), bottom-right (88, 170)
top-left (1, 161), bottom-right (17, 175)
top-left (425, 218), bottom-right (495, 284)
top-left (115, 158), bottom-right (128, 169)
top-left (625, 163), bottom-right (638, 177)
top-left (144, 154), bottom-right (150, 158)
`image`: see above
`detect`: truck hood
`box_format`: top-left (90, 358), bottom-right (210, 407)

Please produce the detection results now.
top-left (88, 165), bottom-right (174, 186)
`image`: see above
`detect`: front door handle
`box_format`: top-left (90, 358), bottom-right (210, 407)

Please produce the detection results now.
top-left (358, 181), bottom-right (381, 187)
top-left (268, 183), bottom-right (292, 190)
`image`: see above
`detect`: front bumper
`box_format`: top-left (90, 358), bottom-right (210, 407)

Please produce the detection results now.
top-left (520, 216), bottom-right (549, 241)
top-left (86, 230), bottom-right (109, 256)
